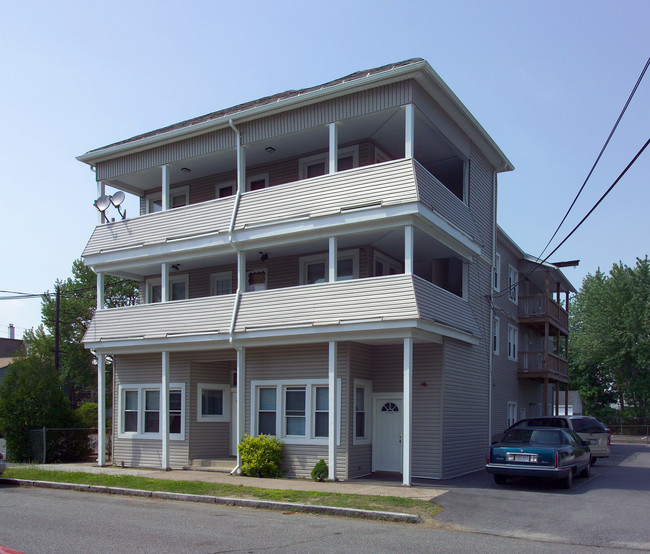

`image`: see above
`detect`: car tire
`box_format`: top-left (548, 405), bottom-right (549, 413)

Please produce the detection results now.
top-left (580, 459), bottom-right (591, 478)
top-left (493, 474), bottom-right (507, 485)
top-left (560, 470), bottom-right (574, 489)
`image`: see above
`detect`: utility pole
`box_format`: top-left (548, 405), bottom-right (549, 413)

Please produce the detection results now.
top-left (54, 285), bottom-right (60, 373)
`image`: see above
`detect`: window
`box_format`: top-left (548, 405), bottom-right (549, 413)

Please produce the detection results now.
top-left (493, 253), bottom-right (501, 291)
top-left (299, 249), bottom-right (359, 285)
top-left (353, 379), bottom-right (372, 444)
top-left (247, 269), bottom-right (268, 291)
top-left (299, 146), bottom-right (359, 179)
top-left (145, 186), bottom-right (189, 213)
top-left (247, 173), bottom-right (269, 191)
top-left (508, 265), bottom-right (519, 304)
top-left (118, 384), bottom-right (185, 439)
top-left (492, 316), bottom-right (500, 355)
top-left (216, 181), bottom-right (235, 198)
top-left (374, 252), bottom-right (402, 277)
top-left (210, 272), bottom-right (232, 296)
top-left (508, 324), bottom-right (518, 361)
top-left (145, 275), bottom-right (189, 303)
top-left (507, 401), bottom-right (517, 428)
top-left (251, 379), bottom-right (341, 445)
top-left (197, 383), bottom-right (230, 422)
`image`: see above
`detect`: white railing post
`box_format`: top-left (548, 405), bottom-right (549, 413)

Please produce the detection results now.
top-left (97, 353), bottom-right (106, 466)
top-left (162, 165), bottom-right (170, 210)
top-left (403, 337), bottom-right (413, 486)
top-left (328, 237), bottom-right (337, 283)
top-left (328, 123), bottom-right (338, 174)
top-left (161, 351), bottom-right (170, 470)
top-left (328, 341), bottom-right (337, 480)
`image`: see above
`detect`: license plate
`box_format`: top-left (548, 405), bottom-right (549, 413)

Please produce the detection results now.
top-left (507, 453), bottom-right (538, 463)
top-left (589, 439), bottom-right (599, 445)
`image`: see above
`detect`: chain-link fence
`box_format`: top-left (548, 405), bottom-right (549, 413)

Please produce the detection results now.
top-left (25, 427), bottom-right (111, 463)
top-left (605, 424), bottom-right (650, 444)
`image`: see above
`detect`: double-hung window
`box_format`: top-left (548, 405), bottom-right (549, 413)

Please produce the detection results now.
top-left (299, 146), bottom-right (359, 179)
top-left (508, 265), bottom-right (519, 304)
top-left (210, 272), bottom-right (232, 296)
top-left (145, 275), bottom-right (189, 303)
top-left (118, 384), bottom-right (185, 440)
top-left (145, 186), bottom-right (189, 213)
top-left (507, 325), bottom-right (518, 361)
top-left (494, 253), bottom-right (501, 291)
top-left (251, 379), bottom-right (341, 445)
top-left (299, 249), bottom-right (359, 285)
top-left (493, 316), bottom-right (500, 356)
top-left (353, 379), bottom-right (372, 444)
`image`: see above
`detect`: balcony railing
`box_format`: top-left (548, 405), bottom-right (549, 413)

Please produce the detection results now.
top-left (83, 159), bottom-right (479, 262)
top-left (518, 350), bottom-right (569, 381)
top-left (518, 295), bottom-right (568, 331)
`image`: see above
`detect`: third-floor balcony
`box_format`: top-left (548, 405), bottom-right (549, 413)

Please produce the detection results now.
top-left (518, 294), bottom-right (569, 334)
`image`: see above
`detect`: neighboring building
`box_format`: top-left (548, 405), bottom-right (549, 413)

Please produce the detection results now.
top-left (554, 391), bottom-right (583, 416)
top-left (0, 325), bottom-right (24, 387)
top-left (492, 228), bottom-right (576, 435)
top-left (78, 59), bottom-right (574, 482)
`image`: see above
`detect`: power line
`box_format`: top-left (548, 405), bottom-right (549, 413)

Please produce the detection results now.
top-left (538, 56), bottom-right (650, 261)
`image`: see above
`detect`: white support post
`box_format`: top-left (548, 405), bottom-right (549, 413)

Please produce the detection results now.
top-left (404, 103), bottom-right (415, 159)
top-left (404, 225), bottom-right (414, 275)
top-left (162, 165), bottom-right (170, 211)
top-left (237, 251), bottom-right (247, 292)
top-left (403, 337), bottom-right (413, 486)
top-left (161, 351), bottom-right (170, 470)
top-left (97, 181), bottom-right (106, 224)
top-left (161, 262), bottom-right (169, 303)
top-left (328, 123), bottom-right (338, 174)
top-left (236, 348), bottom-right (246, 469)
top-left (328, 341), bottom-right (337, 480)
top-left (96, 272), bottom-right (104, 311)
top-left (328, 236), bottom-right (337, 283)
top-left (97, 353), bottom-right (106, 466)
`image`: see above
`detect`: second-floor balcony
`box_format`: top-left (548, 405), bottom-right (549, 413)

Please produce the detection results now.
top-left (518, 295), bottom-right (569, 334)
top-left (518, 350), bottom-right (569, 383)
top-left (83, 274), bottom-right (481, 352)
top-left (82, 158), bottom-right (481, 272)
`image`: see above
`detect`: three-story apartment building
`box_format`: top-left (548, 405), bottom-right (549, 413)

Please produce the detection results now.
top-left (79, 58), bottom-right (574, 482)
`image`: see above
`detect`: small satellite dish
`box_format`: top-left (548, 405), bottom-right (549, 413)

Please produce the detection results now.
top-left (94, 195), bottom-right (111, 212)
top-left (111, 191), bottom-right (126, 207)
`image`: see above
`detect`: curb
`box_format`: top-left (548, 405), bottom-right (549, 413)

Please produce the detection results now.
top-left (0, 478), bottom-right (421, 524)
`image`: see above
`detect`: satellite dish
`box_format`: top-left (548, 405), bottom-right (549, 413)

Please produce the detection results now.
top-left (94, 195), bottom-right (111, 212)
top-left (111, 191), bottom-right (126, 207)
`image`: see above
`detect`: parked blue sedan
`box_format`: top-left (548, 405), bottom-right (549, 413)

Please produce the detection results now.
top-left (486, 427), bottom-right (591, 489)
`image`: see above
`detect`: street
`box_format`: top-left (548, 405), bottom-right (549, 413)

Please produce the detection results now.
top-left (0, 444), bottom-right (648, 552)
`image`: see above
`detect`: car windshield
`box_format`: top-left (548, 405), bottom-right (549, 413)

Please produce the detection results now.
top-left (502, 429), bottom-right (564, 445)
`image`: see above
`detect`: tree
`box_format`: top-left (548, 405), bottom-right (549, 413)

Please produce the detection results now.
top-left (570, 257), bottom-right (650, 424)
top-left (37, 259), bottom-right (138, 400)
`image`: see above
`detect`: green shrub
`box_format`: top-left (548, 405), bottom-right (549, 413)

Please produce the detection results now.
top-left (238, 434), bottom-right (283, 478)
top-left (311, 459), bottom-right (329, 481)
top-left (74, 402), bottom-right (98, 429)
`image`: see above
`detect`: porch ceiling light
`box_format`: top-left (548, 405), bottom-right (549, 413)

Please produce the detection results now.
top-left (180, 167), bottom-right (191, 173)
top-left (265, 146), bottom-right (276, 153)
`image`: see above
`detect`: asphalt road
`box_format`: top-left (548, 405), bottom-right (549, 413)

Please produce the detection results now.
top-left (0, 443), bottom-right (647, 552)
top-left (431, 443), bottom-right (650, 550)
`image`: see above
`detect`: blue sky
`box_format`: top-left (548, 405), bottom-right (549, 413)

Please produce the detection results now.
top-left (1, 0), bottom-right (648, 339)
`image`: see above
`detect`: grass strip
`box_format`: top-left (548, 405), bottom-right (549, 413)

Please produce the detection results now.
top-left (2, 467), bottom-right (441, 520)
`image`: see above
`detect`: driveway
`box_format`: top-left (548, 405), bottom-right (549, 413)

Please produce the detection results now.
top-left (428, 443), bottom-right (650, 550)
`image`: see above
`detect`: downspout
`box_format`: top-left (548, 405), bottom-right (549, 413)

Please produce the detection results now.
top-left (488, 171), bottom-right (497, 445)
top-left (228, 118), bottom-right (244, 475)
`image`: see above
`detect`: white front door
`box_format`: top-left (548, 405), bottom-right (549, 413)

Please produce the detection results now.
top-left (373, 397), bottom-right (403, 473)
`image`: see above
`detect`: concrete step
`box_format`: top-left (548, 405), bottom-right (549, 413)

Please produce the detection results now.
top-left (189, 458), bottom-right (237, 472)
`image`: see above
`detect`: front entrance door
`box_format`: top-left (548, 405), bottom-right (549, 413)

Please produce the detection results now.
top-left (373, 397), bottom-right (403, 473)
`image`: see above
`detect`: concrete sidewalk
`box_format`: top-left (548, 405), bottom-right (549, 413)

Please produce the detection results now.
top-left (16, 462), bottom-right (448, 501)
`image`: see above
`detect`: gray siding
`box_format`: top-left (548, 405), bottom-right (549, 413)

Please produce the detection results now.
top-left (348, 343), bottom-right (373, 478)
top-left (468, 146), bottom-right (495, 262)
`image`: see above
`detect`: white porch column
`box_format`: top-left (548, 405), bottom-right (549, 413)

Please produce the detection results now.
top-left (403, 337), bottom-right (413, 486)
top-left (328, 341), bottom-right (337, 480)
top-left (404, 225), bottom-right (414, 275)
top-left (328, 236), bottom-right (337, 283)
top-left (97, 353), bottom-right (106, 466)
top-left (96, 272), bottom-right (104, 311)
top-left (404, 103), bottom-right (415, 159)
top-left (96, 181), bottom-right (106, 224)
top-left (236, 347), bottom-right (246, 468)
top-left (328, 123), bottom-right (338, 174)
top-left (237, 250), bottom-right (247, 292)
top-left (161, 262), bottom-right (169, 302)
top-left (161, 351), bottom-right (170, 470)
top-left (236, 136), bottom-right (246, 193)
top-left (162, 165), bottom-right (170, 211)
